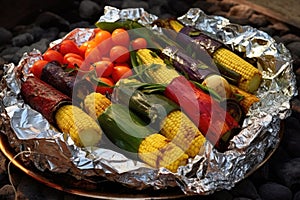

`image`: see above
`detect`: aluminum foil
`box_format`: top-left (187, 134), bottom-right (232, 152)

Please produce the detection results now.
top-left (0, 6), bottom-right (297, 195)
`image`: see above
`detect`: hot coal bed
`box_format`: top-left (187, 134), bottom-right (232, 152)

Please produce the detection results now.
top-left (0, 0), bottom-right (300, 199)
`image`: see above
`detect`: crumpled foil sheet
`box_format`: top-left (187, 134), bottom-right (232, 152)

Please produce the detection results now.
top-left (0, 6), bottom-right (297, 195)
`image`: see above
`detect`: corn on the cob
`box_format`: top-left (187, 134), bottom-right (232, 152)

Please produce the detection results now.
top-left (84, 92), bottom-right (111, 119)
top-left (230, 85), bottom-right (260, 113)
top-left (138, 133), bottom-right (189, 172)
top-left (55, 105), bottom-right (102, 147)
top-left (212, 48), bottom-right (262, 93)
top-left (98, 103), bottom-right (188, 172)
top-left (136, 49), bottom-right (180, 84)
top-left (160, 110), bottom-right (206, 157)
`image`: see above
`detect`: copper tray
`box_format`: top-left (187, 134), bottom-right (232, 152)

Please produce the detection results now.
top-left (0, 122), bottom-right (284, 199)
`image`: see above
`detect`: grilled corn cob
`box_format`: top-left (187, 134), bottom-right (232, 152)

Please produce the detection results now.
top-left (98, 103), bottom-right (188, 172)
top-left (230, 85), bottom-right (260, 113)
top-left (213, 48), bottom-right (262, 93)
top-left (139, 133), bottom-right (189, 172)
top-left (160, 110), bottom-right (206, 157)
top-left (159, 19), bottom-right (263, 93)
top-left (55, 105), bottom-right (102, 147)
top-left (84, 92), bottom-right (111, 119)
top-left (136, 49), bottom-right (180, 84)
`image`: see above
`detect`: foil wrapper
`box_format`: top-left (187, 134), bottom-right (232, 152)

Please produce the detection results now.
top-left (0, 6), bottom-right (297, 195)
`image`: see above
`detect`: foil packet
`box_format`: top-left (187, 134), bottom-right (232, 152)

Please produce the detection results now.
top-left (0, 6), bottom-right (297, 195)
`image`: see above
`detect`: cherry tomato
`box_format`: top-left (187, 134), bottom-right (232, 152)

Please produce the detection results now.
top-left (65, 57), bottom-right (83, 69)
top-left (96, 77), bottom-right (114, 94)
top-left (94, 28), bottom-right (101, 34)
top-left (43, 49), bottom-right (64, 64)
top-left (79, 41), bottom-right (90, 56)
top-left (95, 38), bottom-right (112, 57)
top-left (30, 60), bottom-right (49, 78)
top-left (59, 39), bottom-right (82, 56)
top-left (131, 38), bottom-right (147, 50)
top-left (101, 57), bottom-right (111, 61)
top-left (91, 60), bottom-right (114, 77)
top-left (84, 40), bottom-right (98, 58)
top-left (111, 28), bottom-right (130, 47)
top-left (109, 45), bottom-right (130, 63)
top-left (63, 53), bottom-right (83, 64)
top-left (94, 30), bottom-right (111, 45)
top-left (112, 65), bottom-right (133, 82)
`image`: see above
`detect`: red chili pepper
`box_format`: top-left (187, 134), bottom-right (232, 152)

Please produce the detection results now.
top-left (164, 76), bottom-right (239, 150)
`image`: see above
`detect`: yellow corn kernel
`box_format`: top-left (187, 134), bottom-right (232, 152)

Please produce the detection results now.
top-left (213, 48), bottom-right (262, 93)
top-left (136, 49), bottom-right (180, 84)
top-left (160, 110), bottom-right (206, 157)
top-left (55, 105), bottom-right (102, 147)
top-left (230, 85), bottom-right (260, 113)
top-left (84, 92), bottom-right (111, 119)
top-left (138, 133), bottom-right (189, 172)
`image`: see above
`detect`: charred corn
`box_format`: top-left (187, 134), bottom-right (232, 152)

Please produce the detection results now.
top-left (136, 49), bottom-right (180, 84)
top-left (160, 110), bottom-right (206, 157)
top-left (212, 48), bottom-right (262, 93)
top-left (84, 92), bottom-right (111, 119)
top-left (55, 105), bottom-right (102, 147)
top-left (230, 85), bottom-right (260, 113)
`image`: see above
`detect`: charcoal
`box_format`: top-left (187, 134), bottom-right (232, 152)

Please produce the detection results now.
top-left (258, 182), bottom-right (293, 200)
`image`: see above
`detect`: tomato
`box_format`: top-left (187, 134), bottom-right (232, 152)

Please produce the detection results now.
top-left (94, 30), bottom-right (111, 45)
top-left (131, 38), bottom-right (147, 50)
top-left (79, 41), bottom-right (90, 56)
top-left (111, 28), bottom-right (130, 47)
top-left (84, 40), bottom-right (98, 58)
top-left (59, 39), bottom-right (82, 56)
top-left (96, 77), bottom-right (114, 94)
top-left (91, 60), bottom-right (114, 77)
top-left (64, 57), bottom-right (83, 69)
top-left (63, 53), bottom-right (83, 64)
top-left (101, 57), bottom-right (111, 61)
top-left (112, 65), bottom-right (133, 82)
top-left (30, 60), bottom-right (48, 78)
top-left (43, 49), bottom-right (64, 64)
top-left (109, 45), bottom-right (130, 63)
top-left (94, 28), bottom-right (101, 34)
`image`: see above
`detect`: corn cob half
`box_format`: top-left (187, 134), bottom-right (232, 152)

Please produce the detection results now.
top-left (213, 48), bottom-right (262, 93)
top-left (230, 85), bottom-right (260, 113)
top-left (160, 110), bottom-right (206, 157)
top-left (139, 133), bottom-right (189, 172)
top-left (55, 105), bottom-right (102, 147)
top-left (84, 92), bottom-right (111, 120)
top-left (136, 49), bottom-right (180, 84)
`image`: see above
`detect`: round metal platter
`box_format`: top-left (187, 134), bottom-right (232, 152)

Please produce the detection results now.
top-left (0, 122), bottom-right (284, 199)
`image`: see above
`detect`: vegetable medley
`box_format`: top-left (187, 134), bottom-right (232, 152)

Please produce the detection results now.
top-left (21, 19), bottom-right (262, 172)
